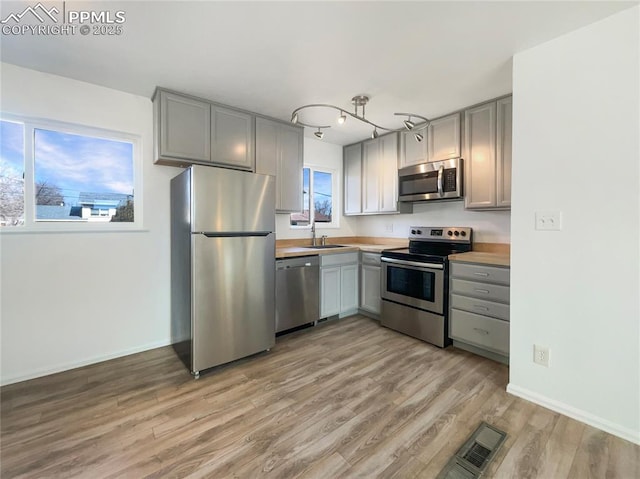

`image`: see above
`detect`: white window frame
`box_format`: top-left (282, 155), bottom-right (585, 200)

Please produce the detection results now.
top-left (0, 113), bottom-right (143, 233)
top-left (290, 165), bottom-right (339, 230)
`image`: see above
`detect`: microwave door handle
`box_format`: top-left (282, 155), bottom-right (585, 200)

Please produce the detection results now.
top-left (437, 165), bottom-right (444, 197)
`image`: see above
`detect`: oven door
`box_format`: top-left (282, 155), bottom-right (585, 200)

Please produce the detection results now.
top-left (381, 257), bottom-right (444, 314)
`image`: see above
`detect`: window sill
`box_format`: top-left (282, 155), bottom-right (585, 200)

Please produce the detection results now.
top-left (0, 225), bottom-right (149, 234)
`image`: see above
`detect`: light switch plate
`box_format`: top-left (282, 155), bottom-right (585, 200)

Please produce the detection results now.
top-left (535, 211), bottom-right (562, 231)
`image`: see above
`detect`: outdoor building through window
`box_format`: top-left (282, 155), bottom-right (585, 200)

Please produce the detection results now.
top-left (0, 117), bottom-right (138, 229)
top-left (290, 167), bottom-right (335, 227)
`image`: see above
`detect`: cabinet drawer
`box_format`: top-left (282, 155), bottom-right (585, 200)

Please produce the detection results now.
top-left (450, 294), bottom-right (510, 321)
top-left (450, 262), bottom-right (510, 285)
top-left (450, 309), bottom-right (509, 355)
top-left (320, 252), bottom-right (359, 267)
top-left (361, 252), bottom-right (381, 266)
top-left (450, 278), bottom-right (510, 304)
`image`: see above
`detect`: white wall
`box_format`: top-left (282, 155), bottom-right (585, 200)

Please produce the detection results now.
top-left (508, 6), bottom-right (640, 444)
top-left (0, 64), bottom-right (180, 385)
top-left (357, 202), bottom-right (511, 243)
top-left (275, 137), bottom-right (358, 239)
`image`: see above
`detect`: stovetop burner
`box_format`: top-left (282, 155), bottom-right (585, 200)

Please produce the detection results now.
top-left (381, 226), bottom-right (473, 263)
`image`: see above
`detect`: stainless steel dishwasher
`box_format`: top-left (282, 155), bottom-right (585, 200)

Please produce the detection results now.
top-left (276, 256), bottom-right (320, 333)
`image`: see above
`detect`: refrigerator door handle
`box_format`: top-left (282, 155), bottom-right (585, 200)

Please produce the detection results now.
top-left (201, 232), bottom-right (272, 238)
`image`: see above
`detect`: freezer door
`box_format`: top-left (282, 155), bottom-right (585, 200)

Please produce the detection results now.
top-left (191, 233), bottom-right (275, 372)
top-left (190, 165), bottom-right (275, 233)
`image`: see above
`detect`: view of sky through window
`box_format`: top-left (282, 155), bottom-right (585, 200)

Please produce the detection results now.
top-left (313, 170), bottom-right (332, 223)
top-left (34, 128), bottom-right (134, 208)
top-left (0, 120), bottom-right (25, 226)
top-left (0, 119), bottom-right (136, 226)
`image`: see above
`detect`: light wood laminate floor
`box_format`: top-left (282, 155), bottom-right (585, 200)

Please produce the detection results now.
top-left (1, 316), bottom-right (638, 478)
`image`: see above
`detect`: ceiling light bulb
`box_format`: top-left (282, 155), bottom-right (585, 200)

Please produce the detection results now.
top-left (338, 112), bottom-right (346, 125)
top-left (372, 129), bottom-right (379, 139)
top-left (414, 133), bottom-right (424, 142)
top-left (314, 128), bottom-right (324, 139)
top-left (291, 113), bottom-right (298, 124)
top-left (404, 118), bottom-right (415, 130)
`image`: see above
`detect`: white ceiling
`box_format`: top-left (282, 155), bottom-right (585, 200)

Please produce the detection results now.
top-left (0, 1), bottom-right (635, 145)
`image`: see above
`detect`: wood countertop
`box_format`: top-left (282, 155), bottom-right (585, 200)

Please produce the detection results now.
top-left (448, 251), bottom-right (510, 267)
top-left (275, 242), bottom-right (407, 259)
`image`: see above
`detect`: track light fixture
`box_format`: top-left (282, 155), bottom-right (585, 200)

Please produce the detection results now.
top-left (414, 133), bottom-right (424, 143)
top-left (403, 118), bottom-right (416, 130)
top-left (290, 95), bottom-right (430, 140)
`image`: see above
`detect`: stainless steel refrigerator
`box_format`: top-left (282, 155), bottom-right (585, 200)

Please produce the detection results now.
top-left (170, 165), bottom-right (276, 378)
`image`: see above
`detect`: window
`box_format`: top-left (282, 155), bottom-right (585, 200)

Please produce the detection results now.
top-left (290, 166), bottom-right (338, 228)
top-left (0, 115), bottom-right (140, 230)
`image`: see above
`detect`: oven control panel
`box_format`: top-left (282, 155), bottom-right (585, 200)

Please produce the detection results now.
top-left (409, 226), bottom-right (472, 243)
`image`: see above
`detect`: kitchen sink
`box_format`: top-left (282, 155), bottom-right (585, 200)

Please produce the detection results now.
top-left (306, 245), bottom-right (347, 249)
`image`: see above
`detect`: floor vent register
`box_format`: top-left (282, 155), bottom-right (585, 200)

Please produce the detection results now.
top-left (436, 422), bottom-right (507, 479)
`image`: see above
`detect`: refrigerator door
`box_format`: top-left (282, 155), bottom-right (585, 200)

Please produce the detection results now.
top-left (191, 233), bottom-right (275, 373)
top-left (190, 165), bottom-right (275, 233)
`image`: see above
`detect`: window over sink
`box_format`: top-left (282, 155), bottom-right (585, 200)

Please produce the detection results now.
top-left (290, 166), bottom-right (338, 229)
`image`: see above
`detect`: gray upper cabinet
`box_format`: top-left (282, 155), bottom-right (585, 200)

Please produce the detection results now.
top-left (211, 106), bottom-right (254, 171)
top-left (345, 132), bottom-right (410, 216)
top-left (399, 112), bottom-right (461, 168)
top-left (428, 112), bottom-right (461, 162)
top-left (464, 96), bottom-right (512, 210)
top-left (153, 88), bottom-right (256, 171)
top-left (343, 143), bottom-right (362, 215)
top-left (363, 133), bottom-right (405, 214)
top-left (399, 123), bottom-right (428, 168)
top-left (156, 90), bottom-right (211, 164)
top-left (255, 117), bottom-right (303, 213)
top-left (496, 97), bottom-right (512, 208)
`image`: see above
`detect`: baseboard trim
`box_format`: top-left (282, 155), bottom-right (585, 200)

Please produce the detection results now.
top-left (507, 383), bottom-right (640, 445)
top-left (1, 338), bottom-right (173, 386)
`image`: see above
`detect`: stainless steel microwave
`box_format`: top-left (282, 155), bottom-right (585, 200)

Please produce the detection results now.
top-left (398, 158), bottom-right (463, 202)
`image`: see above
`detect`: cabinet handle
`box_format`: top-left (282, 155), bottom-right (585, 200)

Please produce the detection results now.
top-left (474, 289), bottom-right (490, 294)
top-left (473, 305), bottom-right (490, 311)
top-left (473, 328), bottom-right (490, 335)
top-left (474, 272), bottom-right (490, 277)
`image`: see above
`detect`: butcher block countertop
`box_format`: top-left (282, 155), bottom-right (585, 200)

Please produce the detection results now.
top-left (448, 251), bottom-right (510, 267)
top-left (275, 237), bottom-right (408, 259)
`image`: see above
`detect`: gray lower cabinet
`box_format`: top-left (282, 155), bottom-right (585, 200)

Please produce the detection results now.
top-left (320, 253), bottom-right (359, 319)
top-left (449, 261), bottom-right (510, 364)
top-left (359, 252), bottom-right (381, 318)
top-left (464, 96), bottom-right (512, 210)
top-left (255, 117), bottom-right (303, 212)
top-left (153, 88), bottom-right (255, 171)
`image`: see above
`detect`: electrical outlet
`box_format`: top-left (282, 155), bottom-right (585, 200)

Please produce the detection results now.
top-left (533, 344), bottom-right (550, 367)
top-left (385, 223), bottom-right (394, 233)
top-left (535, 211), bottom-right (562, 231)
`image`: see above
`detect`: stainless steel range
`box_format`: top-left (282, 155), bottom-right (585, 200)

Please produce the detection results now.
top-left (381, 226), bottom-right (472, 347)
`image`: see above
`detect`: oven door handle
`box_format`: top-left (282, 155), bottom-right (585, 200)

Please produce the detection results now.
top-left (381, 257), bottom-right (444, 270)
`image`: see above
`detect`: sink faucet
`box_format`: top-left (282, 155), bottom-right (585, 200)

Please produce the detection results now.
top-left (311, 222), bottom-right (317, 246)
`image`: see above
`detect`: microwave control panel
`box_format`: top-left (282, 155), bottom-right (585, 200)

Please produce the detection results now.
top-left (443, 168), bottom-right (457, 192)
